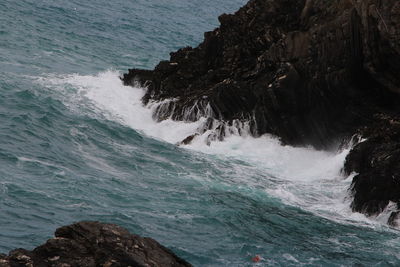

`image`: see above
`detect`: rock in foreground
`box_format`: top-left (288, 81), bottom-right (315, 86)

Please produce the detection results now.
top-left (0, 221), bottom-right (191, 267)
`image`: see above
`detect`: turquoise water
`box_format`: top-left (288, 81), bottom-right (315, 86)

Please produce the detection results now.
top-left (1, 0), bottom-right (400, 266)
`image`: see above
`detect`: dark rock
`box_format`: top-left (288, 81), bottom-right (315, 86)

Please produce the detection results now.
top-left (344, 114), bottom-right (400, 218)
top-left (0, 221), bottom-right (191, 267)
top-left (123, 0), bottom-right (400, 149)
top-left (122, 0), bottom-right (400, 219)
top-left (388, 211), bottom-right (400, 227)
top-left (178, 133), bottom-right (199, 146)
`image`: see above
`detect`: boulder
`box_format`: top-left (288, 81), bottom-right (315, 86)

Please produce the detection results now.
top-left (0, 221), bottom-right (191, 267)
top-left (344, 114), bottom-right (400, 218)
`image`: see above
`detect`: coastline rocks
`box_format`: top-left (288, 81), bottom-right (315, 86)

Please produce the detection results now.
top-left (344, 114), bottom-right (400, 218)
top-left (0, 221), bottom-right (191, 267)
top-left (123, 0), bottom-right (400, 149)
top-left (123, 0), bottom-right (400, 220)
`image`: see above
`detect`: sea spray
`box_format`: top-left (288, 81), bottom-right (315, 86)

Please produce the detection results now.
top-left (37, 70), bottom-right (204, 144)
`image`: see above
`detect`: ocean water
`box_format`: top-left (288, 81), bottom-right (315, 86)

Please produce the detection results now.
top-left (1, 0), bottom-right (400, 266)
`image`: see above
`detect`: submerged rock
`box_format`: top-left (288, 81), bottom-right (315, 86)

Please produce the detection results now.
top-left (123, 1), bottom-right (400, 220)
top-left (0, 221), bottom-right (191, 267)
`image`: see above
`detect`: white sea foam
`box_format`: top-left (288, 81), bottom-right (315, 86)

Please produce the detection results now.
top-left (37, 70), bottom-right (204, 144)
top-left (37, 70), bottom-right (392, 228)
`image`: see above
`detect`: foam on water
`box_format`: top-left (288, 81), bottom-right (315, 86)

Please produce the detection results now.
top-left (37, 70), bottom-right (389, 228)
top-left (37, 70), bottom-right (204, 144)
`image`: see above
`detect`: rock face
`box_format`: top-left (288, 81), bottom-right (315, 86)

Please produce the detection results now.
top-left (0, 221), bottom-right (191, 267)
top-left (123, 0), bottom-right (400, 148)
top-left (344, 114), bottom-right (400, 217)
top-left (122, 1), bottom-right (400, 220)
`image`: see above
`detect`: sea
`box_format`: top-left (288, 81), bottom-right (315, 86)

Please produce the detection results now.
top-left (1, 0), bottom-right (400, 266)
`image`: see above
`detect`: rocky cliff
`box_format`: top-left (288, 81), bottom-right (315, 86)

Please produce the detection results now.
top-left (123, 0), bottom-right (400, 222)
top-left (0, 221), bottom-right (191, 267)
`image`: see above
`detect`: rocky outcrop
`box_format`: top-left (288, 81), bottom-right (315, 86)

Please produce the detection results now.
top-left (123, 1), bottom-right (400, 220)
top-left (123, 0), bottom-right (400, 148)
top-left (0, 221), bottom-right (191, 267)
top-left (344, 114), bottom-right (400, 217)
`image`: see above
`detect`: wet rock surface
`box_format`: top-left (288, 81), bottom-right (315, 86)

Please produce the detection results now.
top-left (344, 114), bottom-right (400, 218)
top-left (0, 221), bottom-right (191, 267)
top-left (123, 1), bottom-right (400, 220)
top-left (123, 0), bottom-right (400, 148)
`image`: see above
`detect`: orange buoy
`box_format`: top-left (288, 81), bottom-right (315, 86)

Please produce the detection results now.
top-left (252, 255), bottom-right (261, 262)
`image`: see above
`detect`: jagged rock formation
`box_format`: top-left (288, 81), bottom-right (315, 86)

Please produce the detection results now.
top-left (122, 1), bottom-right (400, 221)
top-left (0, 221), bottom-right (191, 267)
top-left (344, 114), bottom-right (400, 219)
top-left (123, 0), bottom-right (400, 148)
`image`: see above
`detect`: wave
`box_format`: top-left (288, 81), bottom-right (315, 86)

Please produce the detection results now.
top-left (36, 70), bottom-right (394, 229)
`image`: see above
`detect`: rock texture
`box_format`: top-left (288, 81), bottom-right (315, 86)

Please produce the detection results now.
top-left (123, 0), bottom-right (400, 148)
top-left (122, 1), bottom-right (400, 220)
top-left (0, 221), bottom-right (191, 267)
top-left (344, 114), bottom-right (400, 217)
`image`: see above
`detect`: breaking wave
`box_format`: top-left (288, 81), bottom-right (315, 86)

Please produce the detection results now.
top-left (36, 69), bottom-right (397, 228)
